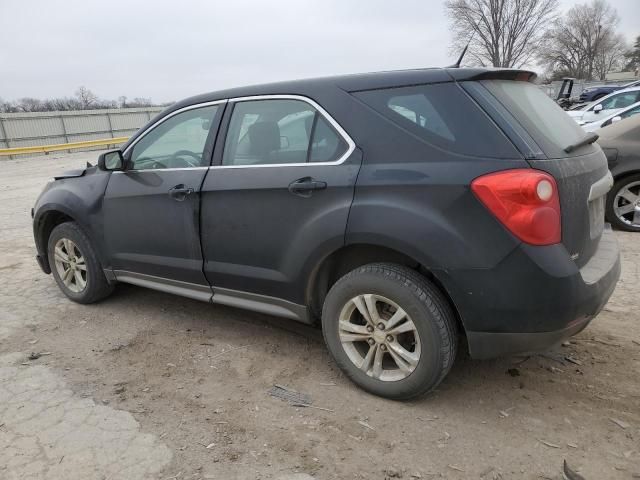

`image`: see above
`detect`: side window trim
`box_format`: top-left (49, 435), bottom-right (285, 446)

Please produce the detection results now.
top-left (120, 100), bottom-right (227, 172)
top-left (305, 112), bottom-right (319, 163)
top-left (210, 94), bottom-right (356, 169)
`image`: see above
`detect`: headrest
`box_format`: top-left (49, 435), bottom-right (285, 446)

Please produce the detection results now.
top-left (248, 121), bottom-right (280, 157)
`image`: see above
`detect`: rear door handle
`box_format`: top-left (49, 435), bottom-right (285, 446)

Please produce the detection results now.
top-left (288, 177), bottom-right (327, 197)
top-left (168, 184), bottom-right (194, 201)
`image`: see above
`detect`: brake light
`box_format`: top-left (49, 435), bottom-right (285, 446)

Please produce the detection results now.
top-left (471, 169), bottom-right (561, 245)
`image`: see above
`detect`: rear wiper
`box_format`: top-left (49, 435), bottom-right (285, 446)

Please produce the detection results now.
top-left (564, 132), bottom-right (599, 153)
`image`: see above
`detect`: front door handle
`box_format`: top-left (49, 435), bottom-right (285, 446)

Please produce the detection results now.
top-left (288, 177), bottom-right (327, 197)
top-left (168, 184), bottom-right (194, 201)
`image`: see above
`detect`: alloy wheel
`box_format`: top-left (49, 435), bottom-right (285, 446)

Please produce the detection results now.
top-left (338, 294), bottom-right (421, 382)
top-left (613, 180), bottom-right (640, 228)
top-left (53, 238), bottom-right (87, 293)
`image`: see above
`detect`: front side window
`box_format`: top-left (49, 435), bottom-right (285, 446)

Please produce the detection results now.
top-left (129, 105), bottom-right (219, 170)
top-left (222, 99), bottom-right (348, 166)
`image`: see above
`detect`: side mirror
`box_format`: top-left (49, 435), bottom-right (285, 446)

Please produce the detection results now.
top-left (98, 150), bottom-right (124, 171)
top-left (593, 104), bottom-right (603, 114)
top-left (611, 116), bottom-right (622, 123)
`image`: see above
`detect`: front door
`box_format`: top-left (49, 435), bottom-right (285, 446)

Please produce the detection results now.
top-left (200, 97), bottom-right (360, 305)
top-left (582, 90), bottom-right (640, 123)
top-left (103, 102), bottom-right (224, 295)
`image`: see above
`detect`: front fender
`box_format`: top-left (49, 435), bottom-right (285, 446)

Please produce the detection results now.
top-left (33, 169), bottom-right (111, 267)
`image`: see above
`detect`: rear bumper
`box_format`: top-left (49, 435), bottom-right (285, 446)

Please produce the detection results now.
top-left (466, 315), bottom-right (592, 359)
top-left (437, 227), bottom-right (621, 359)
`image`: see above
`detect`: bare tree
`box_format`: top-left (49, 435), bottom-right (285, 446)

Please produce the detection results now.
top-left (625, 35), bottom-right (640, 72)
top-left (539, 0), bottom-right (622, 80)
top-left (15, 98), bottom-right (44, 112)
top-left (0, 90), bottom-right (157, 113)
top-left (445, 0), bottom-right (559, 68)
top-left (127, 97), bottom-right (154, 108)
top-left (594, 33), bottom-right (627, 80)
top-left (74, 86), bottom-right (98, 109)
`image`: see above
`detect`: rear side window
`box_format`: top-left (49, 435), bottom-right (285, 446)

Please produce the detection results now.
top-left (353, 83), bottom-right (517, 158)
top-left (222, 99), bottom-right (349, 166)
top-left (480, 80), bottom-right (590, 158)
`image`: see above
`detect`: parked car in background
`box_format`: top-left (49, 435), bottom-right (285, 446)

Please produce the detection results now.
top-left (567, 87), bottom-right (640, 124)
top-left (582, 101), bottom-right (640, 132)
top-left (598, 115), bottom-right (640, 232)
top-left (32, 68), bottom-right (620, 399)
top-left (579, 79), bottom-right (640, 103)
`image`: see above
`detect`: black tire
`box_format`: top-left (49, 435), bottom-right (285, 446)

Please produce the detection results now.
top-left (605, 173), bottom-right (640, 232)
top-left (47, 222), bottom-right (114, 303)
top-left (321, 263), bottom-right (458, 400)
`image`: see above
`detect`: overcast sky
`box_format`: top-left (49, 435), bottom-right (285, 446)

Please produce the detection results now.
top-left (1, 0), bottom-right (638, 103)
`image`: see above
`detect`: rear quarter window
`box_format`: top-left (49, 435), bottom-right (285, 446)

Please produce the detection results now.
top-left (353, 83), bottom-right (518, 158)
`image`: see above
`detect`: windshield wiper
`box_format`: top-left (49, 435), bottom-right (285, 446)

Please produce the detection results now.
top-left (564, 132), bottom-right (599, 153)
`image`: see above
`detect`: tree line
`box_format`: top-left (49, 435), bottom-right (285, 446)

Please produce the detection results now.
top-left (0, 86), bottom-right (167, 113)
top-left (446, 0), bottom-right (639, 81)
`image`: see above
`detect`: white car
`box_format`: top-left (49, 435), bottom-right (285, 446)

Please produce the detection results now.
top-left (567, 87), bottom-right (640, 124)
top-left (582, 101), bottom-right (640, 132)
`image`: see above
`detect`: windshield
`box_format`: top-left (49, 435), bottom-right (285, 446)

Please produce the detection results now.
top-left (481, 80), bottom-right (594, 158)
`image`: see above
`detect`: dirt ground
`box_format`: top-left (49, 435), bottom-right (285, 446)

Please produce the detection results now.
top-left (0, 151), bottom-right (638, 480)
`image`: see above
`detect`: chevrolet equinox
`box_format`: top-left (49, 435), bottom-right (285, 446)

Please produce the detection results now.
top-left (32, 68), bottom-right (621, 399)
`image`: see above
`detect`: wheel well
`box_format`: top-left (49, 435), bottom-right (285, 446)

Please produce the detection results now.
top-left (306, 244), bottom-right (464, 335)
top-left (36, 211), bottom-right (74, 261)
top-left (613, 170), bottom-right (640, 184)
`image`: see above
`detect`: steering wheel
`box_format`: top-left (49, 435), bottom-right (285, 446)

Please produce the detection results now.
top-left (169, 150), bottom-right (201, 168)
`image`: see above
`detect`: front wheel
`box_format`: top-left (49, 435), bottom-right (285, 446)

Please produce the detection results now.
top-left (47, 222), bottom-right (114, 303)
top-left (606, 173), bottom-right (640, 232)
top-left (321, 263), bottom-right (458, 400)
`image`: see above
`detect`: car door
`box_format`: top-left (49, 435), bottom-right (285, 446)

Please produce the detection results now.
top-left (200, 96), bottom-right (360, 309)
top-left (103, 102), bottom-right (224, 299)
top-left (582, 90), bottom-right (640, 123)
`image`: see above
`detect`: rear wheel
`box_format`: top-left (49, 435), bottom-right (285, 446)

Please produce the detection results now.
top-left (321, 263), bottom-right (458, 400)
top-left (47, 222), bottom-right (114, 303)
top-left (606, 174), bottom-right (640, 232)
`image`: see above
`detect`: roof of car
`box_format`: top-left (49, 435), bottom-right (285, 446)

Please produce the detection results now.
top-left (170, 67), bottom-right (536, 111)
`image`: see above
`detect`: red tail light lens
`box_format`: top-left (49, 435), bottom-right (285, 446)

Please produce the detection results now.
top-left (471, 169), bottom-right (561, 246)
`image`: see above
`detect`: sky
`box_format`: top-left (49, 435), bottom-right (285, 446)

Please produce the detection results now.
top-left (1, 0), bottom-right (638, 103)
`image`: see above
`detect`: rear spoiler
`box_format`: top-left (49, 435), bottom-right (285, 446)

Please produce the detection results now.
top-left (445, 68), bottom-right (537, 83)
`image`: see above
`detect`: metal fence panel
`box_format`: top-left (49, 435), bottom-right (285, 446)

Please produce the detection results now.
top-left (0, 107), bottom-right (164, 158)
top-left (64, 114), bottom-right (111, 135)
top-left (110, 112), bottom-right (154, 131)
top-left (4, 117), bottom-right (64, 140)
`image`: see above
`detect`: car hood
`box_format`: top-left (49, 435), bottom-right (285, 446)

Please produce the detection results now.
top-left (53, 167), bottom-right (87, 180)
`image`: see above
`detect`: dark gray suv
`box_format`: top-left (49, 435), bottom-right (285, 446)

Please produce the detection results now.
top-left (32, 68), bottom-right (621, 399)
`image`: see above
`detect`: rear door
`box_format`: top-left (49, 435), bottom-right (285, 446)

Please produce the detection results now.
top-left (103, 102), bottom-right (224, 294)
top-left (473, 80), bottom-right (611, 267)
top-left (200, 96), bottom-right (360, 304)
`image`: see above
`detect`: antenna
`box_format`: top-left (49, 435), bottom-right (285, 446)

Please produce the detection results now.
top-left (447, 29), bottom-right (476, 68)
top-left (448, 43), bottom-right (469, 68)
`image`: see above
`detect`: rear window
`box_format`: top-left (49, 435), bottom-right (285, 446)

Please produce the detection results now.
top-left (480, 80), bottom-right (592, 158)
top-left (353, 83), bottom-right (517, 158)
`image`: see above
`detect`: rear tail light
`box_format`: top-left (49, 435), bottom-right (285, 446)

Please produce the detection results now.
top-left (471, 169), bottom-right (561, 245)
